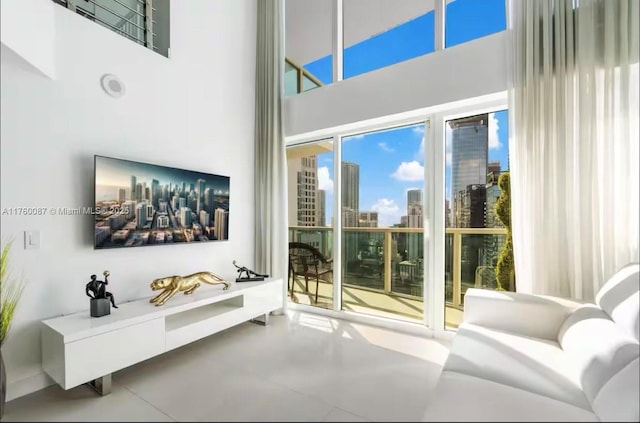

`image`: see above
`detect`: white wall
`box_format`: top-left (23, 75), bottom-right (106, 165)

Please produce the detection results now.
top-left (0, 0), bottom-right (256, 400)
top-left (284, 31), bottom-right (507, 139)
top-left (0, 0), bottom-right (55, 79)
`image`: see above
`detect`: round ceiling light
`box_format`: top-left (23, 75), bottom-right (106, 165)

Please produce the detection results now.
top-left (100, 74), bottom-right (126, 98)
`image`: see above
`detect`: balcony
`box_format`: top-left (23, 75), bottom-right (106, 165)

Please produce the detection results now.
top-left (52, 0), bottom-right (169, 57)
top-left (289, 226), bottom-right (509, 328)
top-left (285, 58), bottom-right (324, 96)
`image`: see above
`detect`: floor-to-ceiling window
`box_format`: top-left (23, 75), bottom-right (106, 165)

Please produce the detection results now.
top-left (444, 109), bottom-right (511, 329)
top-left (286, 140), bottom-right (335, 309)
top-left (445, 0), bottom-right (506, 48)
top-left (284, 0), bottom-right (509, 330)
top-left (285, 0), bottom-right (507, 95)
top-left (340, 123), bottom-right (426, 322)
top-left (343, 0), bottom-right (435, 80)
top-left (284, 0), bottom-right (332, 96)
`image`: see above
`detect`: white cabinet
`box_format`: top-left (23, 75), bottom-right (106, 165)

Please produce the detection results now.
top-left (41, 279), bottom-right (283, 392)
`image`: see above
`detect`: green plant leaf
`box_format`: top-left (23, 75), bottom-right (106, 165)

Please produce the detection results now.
top-left (1, 240), bottom-right (24, 346)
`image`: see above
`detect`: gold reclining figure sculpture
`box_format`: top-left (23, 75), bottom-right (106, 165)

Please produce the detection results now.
top-left (149, 271), bottom-right (230, 306)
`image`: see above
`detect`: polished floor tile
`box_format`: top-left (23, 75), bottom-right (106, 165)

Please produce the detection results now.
top-left (322, 407), bottom-right (369, 422)
top-left (3, 311), bottom-right (449, 422)
top-left (1, 382), bottom-right (174, 422)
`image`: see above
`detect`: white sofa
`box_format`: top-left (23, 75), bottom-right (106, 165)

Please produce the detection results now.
top-left (424, 263), bottom-right (640, 422)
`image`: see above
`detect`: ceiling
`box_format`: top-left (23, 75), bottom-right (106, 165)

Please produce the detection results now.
top-left (285, 0), bottom-right (440, 66)
top-left (286, 140), bottom-right (334, 160)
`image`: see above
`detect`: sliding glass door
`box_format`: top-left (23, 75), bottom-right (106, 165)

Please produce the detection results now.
top-left (340, 123), bottom-right (426, 323)
top-left (286, 139), bottom-right (335, 309)
top-left (284, 102), bottom-right (510, 332)
top-left (443, 110), bottom-right (511, 329)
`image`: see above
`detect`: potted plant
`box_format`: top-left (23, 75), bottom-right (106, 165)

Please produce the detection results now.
top-left (1, 241), bottom-right (24, 418)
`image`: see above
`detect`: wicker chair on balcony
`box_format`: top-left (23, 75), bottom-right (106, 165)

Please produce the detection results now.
top-left (288, 242), bottom-right (333, 304)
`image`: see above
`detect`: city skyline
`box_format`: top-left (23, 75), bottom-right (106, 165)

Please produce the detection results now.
top-left (95, 155), bottom-right (230, 201)
top-left (289, 0), bottom-right (507, 228)
top-left (306, 112), bottom-right (508, 228)
top-left (95, 156), bottom-right (230, 249)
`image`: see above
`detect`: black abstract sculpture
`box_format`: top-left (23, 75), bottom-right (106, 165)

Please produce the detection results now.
top-left (86, 270), bottom-right (118, 317)
top-left (233, 260), bottom-right (268, 282)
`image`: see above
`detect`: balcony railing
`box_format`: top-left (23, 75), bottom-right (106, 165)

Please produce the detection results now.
top-left (289, 226), bottom-right (509, 309)
top-left (285, 58), bottom-right (324, 95)
top-left (54, 0), bottom-right (156, 51)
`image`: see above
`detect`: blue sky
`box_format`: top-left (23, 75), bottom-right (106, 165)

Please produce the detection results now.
top-left (303, 0), bottom-right (507, 227)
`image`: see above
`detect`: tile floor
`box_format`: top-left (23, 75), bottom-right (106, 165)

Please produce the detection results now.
top-left (3, 311), bottom-right (450, 422)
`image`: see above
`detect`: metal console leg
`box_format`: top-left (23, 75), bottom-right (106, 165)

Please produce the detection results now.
top-left (250, 313), bottom-right (269, 326)
top-left (86, 374), bottom-right (112, 396)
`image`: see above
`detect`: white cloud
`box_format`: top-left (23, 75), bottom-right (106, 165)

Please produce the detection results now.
top-left (412, 126), bottom-right (425, 136)
top-left (371, 198), bottom-right (402, 227)
top-left (391, 161), bottom-right (425, 181)
top-left (378, 142), bottom-right (394, 153)
top-left (345, 133), bottom-right (365, 141)
top-left (317, 167), bottom-right (333, 193)
top-left (488, 112), bottom-right (502, 150)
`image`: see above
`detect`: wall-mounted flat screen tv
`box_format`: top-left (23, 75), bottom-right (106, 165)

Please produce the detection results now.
top-left (94, 155), bottom-right (230, 249)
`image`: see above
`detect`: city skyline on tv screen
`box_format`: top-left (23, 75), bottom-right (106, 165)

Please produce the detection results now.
top-left (94, 155), bottom-right (230, 249)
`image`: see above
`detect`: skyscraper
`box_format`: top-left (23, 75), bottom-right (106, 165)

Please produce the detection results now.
top-left (485, 181), bottom-right (503, 228)
top-left (445, 199), bottom-right (451, 228)
top-left (214, 208), bottom-right (229, 240)
top-left (118, 188), bottom-right (126, 203)
top-left (151, 179), bottom-right (160, 208)
top-left (407, 189), bottom-right (423, 228)
top-left (358, 211), bottom-right (378, 228)
top-left (407, 204), bottom-right (423, 228)
top-left (407, 189), bottom-right (422, 209)
top-left (196, 179), bottom-right (206, 213)
top-left (130, 176), bottom-right (136, 201)
top-left (187, 192), bottom-right (197, 212)
top-left (456, 184), bottom-right (487, 228)
top-left (487, 161), bottom-right (501, 183)
top-left (135, 183), bottom-right (143, 202)
top-left (204, 187), bottom-right (214, 217)
top-left (199, 210), bottom-right (210, 227)
top-left (340, 162), bottom-right (361, 268)
top-left (406, 191), bottom-right (423, 260)
top-left (287, 155), bottom-right (318, 226)
top-left (135, 204), bottom-right (147, 229)
top-left (180, 207), bottom-right (192, 228)
top-left (341, 161), bottom-right (359, 212)
top-left (316, 189), bottom-right (326, 227)
top-left (450, 114), bottom-right (488, 227)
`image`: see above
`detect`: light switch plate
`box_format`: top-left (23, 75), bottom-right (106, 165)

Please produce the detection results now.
top-left (24, 230), bottom-right (40, 249)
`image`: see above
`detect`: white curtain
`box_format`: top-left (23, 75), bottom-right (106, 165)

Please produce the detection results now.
top-left (508, 0), bottom-right (639, 299)
top-left (254, 0), bottom-right (288, 283)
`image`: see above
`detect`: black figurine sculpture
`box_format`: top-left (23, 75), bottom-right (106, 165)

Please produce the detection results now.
top-left (233, 260), bottom-right (269, 282)
top-left (86, 270), bottom-right (118, 317)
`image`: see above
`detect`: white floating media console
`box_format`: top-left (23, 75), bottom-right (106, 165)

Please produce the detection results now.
top-left (41, 278), bottom-right (283, 394)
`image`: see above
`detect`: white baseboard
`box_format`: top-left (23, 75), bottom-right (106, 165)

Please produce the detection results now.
top-left (7, 371), bottom-right (55, 402)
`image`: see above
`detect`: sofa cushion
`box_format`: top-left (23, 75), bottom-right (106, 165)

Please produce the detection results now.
top-left (557, 303), bottom-right (640, 404)
top-left (444, 323), bottom-right (589, 410)
top-left (591, 357), bottom-right (640, 422)
top-left (595, 263), bottom-right (639, 341)
top-left (422, 371), bottom-right (599, 422)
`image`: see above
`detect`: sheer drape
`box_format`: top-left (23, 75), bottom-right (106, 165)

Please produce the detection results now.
top-left (254, 0), bottom-right (288, 283)
top-left (507, 0), bottom-right (639, 299)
